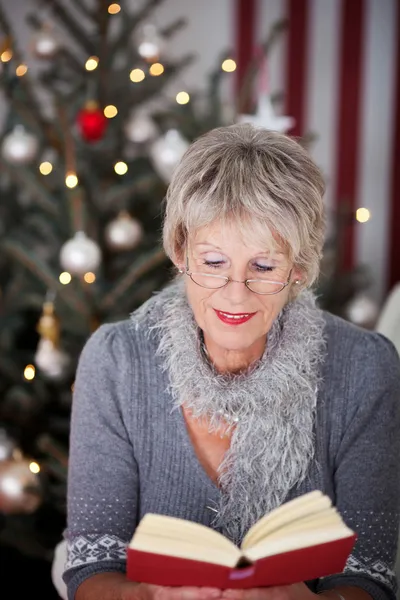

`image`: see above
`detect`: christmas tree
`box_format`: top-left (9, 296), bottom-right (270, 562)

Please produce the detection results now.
top-left (0, 0), bottom-right (289, 563)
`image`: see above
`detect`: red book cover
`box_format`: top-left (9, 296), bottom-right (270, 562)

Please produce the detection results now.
top-left (127, 534), bottom-right (357, 589)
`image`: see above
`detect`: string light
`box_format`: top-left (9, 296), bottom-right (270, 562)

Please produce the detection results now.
top-left (85, 56), bottom-right (99, 71)
top-left (176, 91), bottom-right (190, 105)
top-left (39, 161), bottom-right (53, 175)
top-left (59, 271), bottom-right (72, 285)
top-left (0, 49), bottom-right (12, 62)
top-left (149, 62), bottom-right (164, 76)
top-left (114, 161), bottom-right (128, 175)
top-left (108, 3), bottom-right (121, 14)
top-left (222, 58), bottom-right (237, 72)
top-left (130, 68), bottom-right (145, 83)
top-left (16, 63), bottom-right (28, 76)
top-left (24, 365), bottom-right (36, 380)
top-left (356, 208), bottom-right (371, 223)
top-left (104, 105), bottom-right (118, 118)
top-left (29, 462), bottom-right (40, 474)
top-left (84, 272), bottom-right (96, 284)
top-left (65, 172), bottom-right (78, 188)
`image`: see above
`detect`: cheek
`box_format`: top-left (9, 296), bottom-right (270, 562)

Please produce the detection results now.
top-left (185, 281), bottom-right (215, 325)
top-left (258, 293), bottom-right (289, 323)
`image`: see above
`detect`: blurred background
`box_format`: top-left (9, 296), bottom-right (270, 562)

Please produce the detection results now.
top-left (0, 0), bottom-right (399, 596)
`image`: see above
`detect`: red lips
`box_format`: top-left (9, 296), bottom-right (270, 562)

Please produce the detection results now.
top-left (214, 309), bottom-right (256, 325)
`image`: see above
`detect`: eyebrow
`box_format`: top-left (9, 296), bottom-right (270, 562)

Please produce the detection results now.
top-left (194, 242), bottom-right (286, 256)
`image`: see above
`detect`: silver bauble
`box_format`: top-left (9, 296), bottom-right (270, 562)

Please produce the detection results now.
top-left (105, 212), bottom-right (143, 251)
top-left (60, 231), bottom-right (101, 275)
top-left (137, 23), bottom-right (163, 62)
top-left (124, 111), bottom-right (157, 144)
top-left (1, 125), bottom-right (39, 165)
top-left (34, 338), bottom-right (70, 380)
top-left (32, 26), bottom-right (59, 58)
top-left (0, 457), bottom-right (42, 514)
top-left (0, 429), bottom-right (17, 461)
top-left (345, 293), bottom-right (379, 328)
top-left (150, 129), bottom-right (189, 183)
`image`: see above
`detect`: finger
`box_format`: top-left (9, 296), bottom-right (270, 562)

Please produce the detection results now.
top-left (155, 586), bottom-right (222, 600)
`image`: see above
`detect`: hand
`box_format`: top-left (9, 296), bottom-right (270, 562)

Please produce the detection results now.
top-left (221, 582), bottom-right (317, 600)
top-left (124, 582), bottom-right (223, 600)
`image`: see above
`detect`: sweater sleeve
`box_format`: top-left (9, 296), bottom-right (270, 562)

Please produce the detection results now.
top-left (317, 331), bottom-right (400, 600)
top-left (62, 322), bottom-right (140, 600)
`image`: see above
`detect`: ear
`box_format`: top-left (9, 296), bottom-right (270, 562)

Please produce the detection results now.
top-left (292, 266), bottom-right (304, 285)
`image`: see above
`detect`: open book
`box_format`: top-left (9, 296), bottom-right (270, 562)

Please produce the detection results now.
top-left (127, 490), bottom-right (357, 589)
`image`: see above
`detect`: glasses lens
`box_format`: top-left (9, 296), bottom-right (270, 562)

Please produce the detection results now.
top-left (246, 280), bottom-right (286, 294)
top-left (190, 273), bottom-right (228, 289)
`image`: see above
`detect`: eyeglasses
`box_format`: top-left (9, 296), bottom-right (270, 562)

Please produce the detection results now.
top-left (179, 255), bottom-right (295, 296)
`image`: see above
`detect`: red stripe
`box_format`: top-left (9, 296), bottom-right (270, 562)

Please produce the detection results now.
top-left (388, 0), bottom-right (400, 290)
top-left (235, 0), bottom-right (256, 109)
top-left (285, 0), bottom-right (309, 137)
top-left (334, 0), bottom-right (366, 272)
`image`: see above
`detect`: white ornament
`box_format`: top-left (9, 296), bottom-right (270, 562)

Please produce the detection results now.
top-left (345, 293), bottom-right (379, 328)
top-left (150, 129), bottom-right (189, 183)
top-left (238, 96), bottom-right (295, 133)
top-left (60, 231), bottom-right (101, 275)
top-left (1, 125), bottom-right (39, 165)
top-left (124, 111), bottom-right (158, 144)
top-left (105, 212), bottom-right (143, 251)
top-left (137, 23), bottom-right (163, 62)
top-left (32, 25), bottom-right (59, 58)
top-left (34, 338), bottom-right (70, 380)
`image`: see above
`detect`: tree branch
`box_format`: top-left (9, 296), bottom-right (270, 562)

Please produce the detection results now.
top-left (100, 248), bottom-right (168, 312)
top-left (39, 0), bottom-right (95, 56)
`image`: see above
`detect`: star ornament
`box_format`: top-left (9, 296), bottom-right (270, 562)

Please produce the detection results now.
top-left (238, 96), bottom-right (295, 133)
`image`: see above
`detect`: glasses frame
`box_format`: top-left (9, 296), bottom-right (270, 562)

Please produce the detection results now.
top-left (180, 255), bottom-right (294, 296)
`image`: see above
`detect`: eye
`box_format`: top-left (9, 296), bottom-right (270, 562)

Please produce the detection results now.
top-left (253, 263), bottom-right (275, 273)
top-left (203, 260), bottom-right (224, 268)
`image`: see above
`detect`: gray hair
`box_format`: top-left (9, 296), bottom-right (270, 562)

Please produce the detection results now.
top-left (162, 123), bottom-right (326, 288)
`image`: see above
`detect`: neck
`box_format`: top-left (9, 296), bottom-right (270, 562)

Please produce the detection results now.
top-left (202, 332), bottom-right (267, 374)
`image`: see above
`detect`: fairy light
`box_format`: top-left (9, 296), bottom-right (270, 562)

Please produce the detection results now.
top-left (65, 172), bottom-right (78, 188)
top-left (108, 3), bottom-right (121, 14)
top-left (356, 208), bottom-right (371, 223)
top-left (59, 271), bottom-right (72, 285)
top-left (39, 161), bottom-right (53, 175)
top-left (16, 63), bottom-right (28, 76)
top-left (0, 49), bottom-right (12, 62)
top-left (222, 58), bottom-right (237, 72)
top-left (176, 91), bottom-right (190, 105)
top-left (29, 461), bottom-right (40, 474)
top-left (130, 68), bottom-right (145, 83)
top-left (149, 62), bottom-right (164, 76)
top-left (24, 365), bottom-right (36, 380)
top-left (104, 104), bottom-right (118, 118)
top-left (84, 272), bottom-right (96, 284)
top-left (85, 56), bottom-right (99, 71)
top-left (114, 161), bottom-right (128, 175)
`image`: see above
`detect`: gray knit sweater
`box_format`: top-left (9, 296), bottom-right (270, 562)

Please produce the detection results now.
top-left (63, 283), bottom-right (400, 600)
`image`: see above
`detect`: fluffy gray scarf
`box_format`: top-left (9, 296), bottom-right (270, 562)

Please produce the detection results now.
top-left (133, 279), bottom-right (326, 544)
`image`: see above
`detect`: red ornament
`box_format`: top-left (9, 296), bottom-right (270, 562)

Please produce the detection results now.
top-left (77, 101), bottom-right (108, 142)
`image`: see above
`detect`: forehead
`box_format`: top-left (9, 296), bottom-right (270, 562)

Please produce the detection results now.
top-left (190, 221), bottom-right (287, 258)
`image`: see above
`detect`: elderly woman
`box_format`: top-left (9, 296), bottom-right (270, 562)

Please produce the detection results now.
top-left (62, 123), bottom-right (400, 600)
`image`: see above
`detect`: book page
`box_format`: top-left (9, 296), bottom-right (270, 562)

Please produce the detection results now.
top-left (130, 531), bottom-right (242, 567)
top-left (241, 491), bottom-right (332, 550)
top-left (243, 525), bottom-right (355, 562)
top-left (130, 513), bottom-right (239, 556)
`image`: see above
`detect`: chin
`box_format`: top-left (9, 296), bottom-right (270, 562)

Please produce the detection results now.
top-left (208, 326), bottom-right (260, 352)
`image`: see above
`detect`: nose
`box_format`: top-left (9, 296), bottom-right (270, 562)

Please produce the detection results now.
top-left (219, 279), bottom-right (252, 305)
